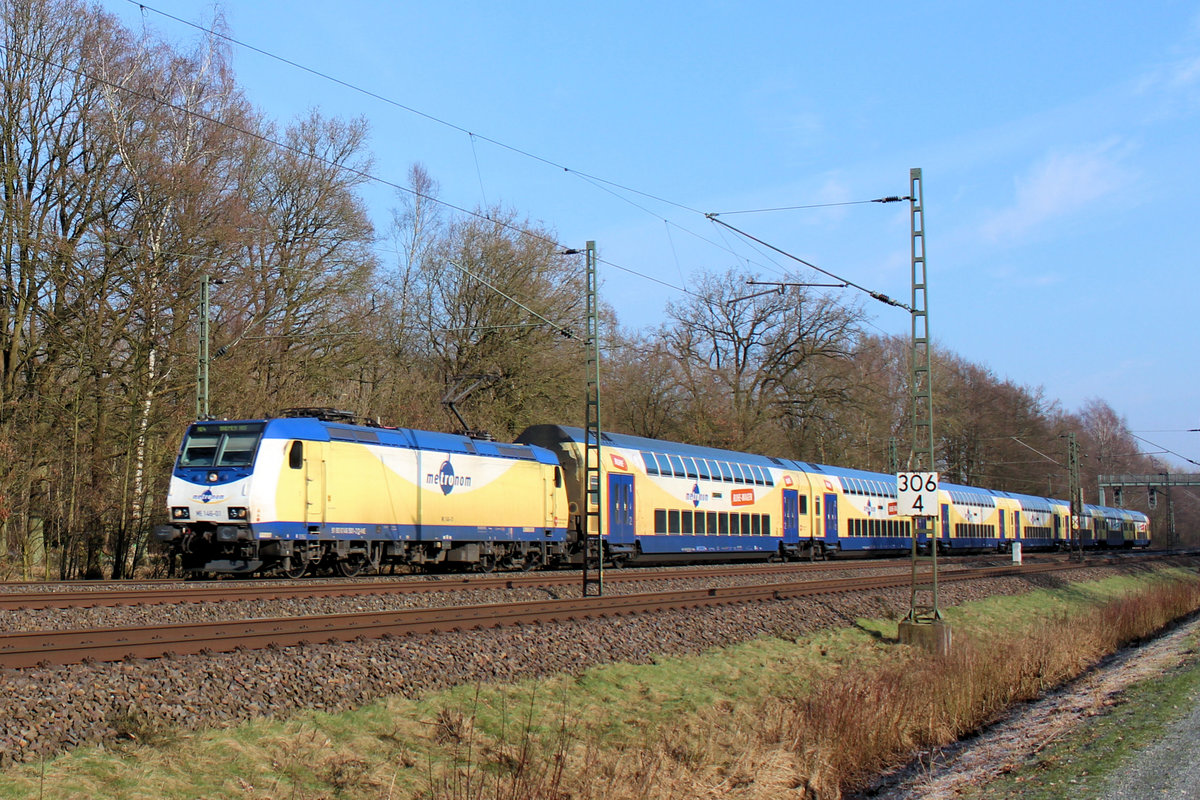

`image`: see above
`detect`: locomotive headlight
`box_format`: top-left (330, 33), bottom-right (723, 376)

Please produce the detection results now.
top-left (171, 507), bottom-right (190, 520)
top-left (228, 506), bottom-right (248, 520)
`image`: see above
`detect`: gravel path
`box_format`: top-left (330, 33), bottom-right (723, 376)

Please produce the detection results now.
top-left (1099, 655), bottom-right (1200, 799)
top-left (857, 607), bottom-right (1200, 799)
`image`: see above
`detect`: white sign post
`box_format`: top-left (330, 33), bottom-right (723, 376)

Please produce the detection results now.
top-left (896, 471), bottom-right (939, 517)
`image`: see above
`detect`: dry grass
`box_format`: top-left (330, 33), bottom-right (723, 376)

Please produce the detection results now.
top-left (421, 572), bottom-right (1200, 800)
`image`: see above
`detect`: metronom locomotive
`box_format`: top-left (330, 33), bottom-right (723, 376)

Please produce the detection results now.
top-left (154, 410), bottom-right (1150, 576)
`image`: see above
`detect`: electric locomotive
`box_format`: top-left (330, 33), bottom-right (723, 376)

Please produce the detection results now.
top-left (154, 409), bottom-right (569, 576)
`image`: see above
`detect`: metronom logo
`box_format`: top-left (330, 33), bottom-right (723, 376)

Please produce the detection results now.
top-left (426, 458), bottom-right (473, 496)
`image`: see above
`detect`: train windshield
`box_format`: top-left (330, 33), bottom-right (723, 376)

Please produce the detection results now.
top-left (179, 422), bottom-right (265, 468)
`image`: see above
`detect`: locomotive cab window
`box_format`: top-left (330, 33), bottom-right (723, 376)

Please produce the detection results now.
top-left (288, 441), bottom-right (304, 470)
top-left (180, 422), bottom-right (265, 468)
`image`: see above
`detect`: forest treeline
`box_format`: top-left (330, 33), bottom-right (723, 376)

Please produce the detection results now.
top-left (0, 0), bottom-right (1181, 579)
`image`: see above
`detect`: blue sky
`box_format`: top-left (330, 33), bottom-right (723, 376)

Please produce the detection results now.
top-left (107, 1), bottom-right (1200, 468)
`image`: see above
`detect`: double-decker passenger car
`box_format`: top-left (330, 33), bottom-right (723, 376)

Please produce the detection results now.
top-left (517, 425), bottom-right (812, 562)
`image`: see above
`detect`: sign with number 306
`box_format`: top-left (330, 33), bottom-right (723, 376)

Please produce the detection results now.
top-left (896, 472), bottom-right (939, 517)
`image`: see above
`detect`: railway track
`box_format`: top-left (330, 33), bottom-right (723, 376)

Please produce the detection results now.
top-left (0, 561), bottom-right (1084, 669)
top-left (0, 555), bottom-right (1069, 610)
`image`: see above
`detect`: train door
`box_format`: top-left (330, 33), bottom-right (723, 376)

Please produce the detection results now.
top-left (1014, 510), bottom-right (1021, 543)
top-left (546, 466), bottom-right (562, 530)
top-left (823, 493), bottom-right (838, 544)
top-left (941, 503), bottom-right (950, 547)
top-left (607, 473), bottom-right (635, 544)
top-left (782, 489), bottom-right (800, 544)
top-left (304, 441), bottom-right (326, 529)
top-left (999, 508), bottom-right (1006, 541)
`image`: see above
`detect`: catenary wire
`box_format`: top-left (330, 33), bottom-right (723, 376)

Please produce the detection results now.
top-left (125, 1), bottom-right (904, 313)
top-left (0, 39), bottom-right (702, 308)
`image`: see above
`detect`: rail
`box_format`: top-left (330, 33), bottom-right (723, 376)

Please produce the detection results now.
top-left (0, 562), bottom-right (1081, 668)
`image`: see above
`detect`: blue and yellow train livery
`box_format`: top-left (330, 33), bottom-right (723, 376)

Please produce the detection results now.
top-left (157, 414), bottom-right (1153, 575)
top-left (807, 464), bottom-right (912, 554)
top-left (516, 425), bottom-right (811, 562)
top-left (155, 411), bottom-right (569, 575)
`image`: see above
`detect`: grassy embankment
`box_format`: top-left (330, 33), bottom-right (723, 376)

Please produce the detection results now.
top-left (2, 565), bottom-right (1199, 800)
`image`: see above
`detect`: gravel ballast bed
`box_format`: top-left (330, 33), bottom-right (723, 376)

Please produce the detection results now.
top-left (0, 565), bottom-right (1138, 767)
top-left (0, 566), bottom-right (915, 632)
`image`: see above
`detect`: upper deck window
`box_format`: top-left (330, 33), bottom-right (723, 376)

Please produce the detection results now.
top-left (179, 422), bottom-right (265, 468)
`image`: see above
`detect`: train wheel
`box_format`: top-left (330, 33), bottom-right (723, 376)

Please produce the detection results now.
top-left (337, 555), bottom-right (366, 578)
top-left (476, 553), bottom-right (497, 573)
top-left (281, 558), bottom-right (307, 579)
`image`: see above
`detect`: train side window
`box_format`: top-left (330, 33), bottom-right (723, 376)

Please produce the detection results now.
top-left (719, 513), bottom-right (730, 535)
top-left (697, 459), bottom-right (711, 480)
top-left (681, 512), bottom-right (693, 534)
top-left (654, 509), bottom-right (666, 533)
top-left (668, 510), bottom-right (681, 534)
top-left (684, 458), bottom-right (699, 479)
top-left (669, 455), bottom-right (686, 477)
top-left (707, 511), bottom-right (718, 533)
top-left (799, 495), bottom-right (808, 514)
top-left (752, 515), bottom-right (761, 536)
top-left (718, 461), bottom-right (734, 482)
top-left (762, 515), bottom-right (771, 536)
top-left (554, 467), bottom-right (562, 488)
top-left (288, 441), bottom-right (303, 470)
top-left (693, 512), bottom-right (706, 534)
top-left (741, 514), bottom-right (752, 535)
top-left (641, 452), bottom-right (659, 475)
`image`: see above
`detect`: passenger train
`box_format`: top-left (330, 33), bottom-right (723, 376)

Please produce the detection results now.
top-left (153, 410), bottom-right (1151, 576)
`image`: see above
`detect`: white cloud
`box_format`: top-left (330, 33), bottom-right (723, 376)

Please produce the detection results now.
top-left (978, 140), bottom-right (1132, 243)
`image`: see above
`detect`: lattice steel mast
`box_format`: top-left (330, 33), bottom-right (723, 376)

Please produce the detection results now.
top-left (582, 240), bottom-right (604, 596)
top-left (906, 167), bottom-right (942, 624)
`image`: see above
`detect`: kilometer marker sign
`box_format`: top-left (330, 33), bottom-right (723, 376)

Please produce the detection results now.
top-left (896, 471), bottom-right (939, 517)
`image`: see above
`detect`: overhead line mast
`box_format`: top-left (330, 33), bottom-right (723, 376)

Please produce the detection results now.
top-left (582, 241), bottom-right (604, 597)
top-left (899, 168), bottom-right (951, 653)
